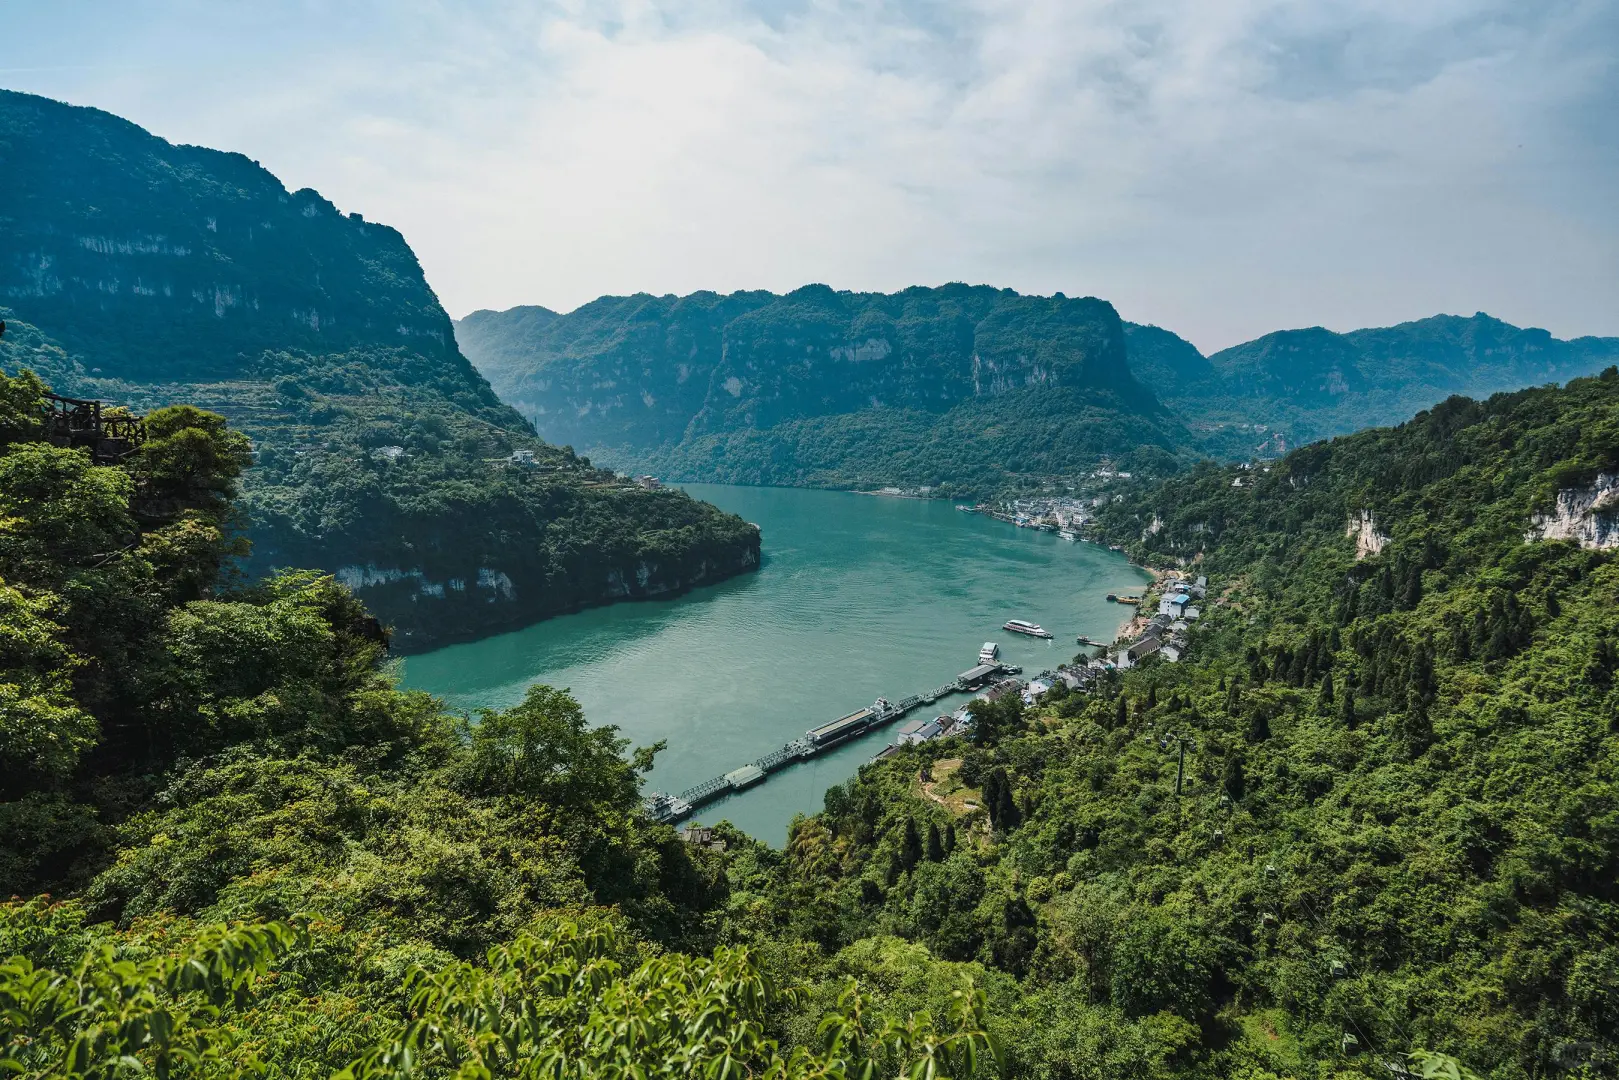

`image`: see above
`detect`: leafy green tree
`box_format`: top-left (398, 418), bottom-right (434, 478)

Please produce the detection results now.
top-left (454, 684), bottom-right (656, 822)
top-left (0, 919), bottom-right (300, 1078)
top-left (129, 405), bottom-right (253, 520)
top-left (900, 817), bottom-right (922, 871)
top-left (344, 920), bottom-right (999, 1080)
top-left (0, 369), bottom-right (47, 448)
top-left (0, 443), bottom-right (135, 588)
top-left (1107, 905), bottom-right (1215, 1020)
top-left (968, 695), bottom-right (1023, 746)
top-left (1221, 754), bottom-right (1246, 801)
top-left (0, 583), bottom-right (94, 790)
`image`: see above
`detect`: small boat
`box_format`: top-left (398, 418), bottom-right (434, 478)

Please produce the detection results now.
top-left (979, 641), bottom-right (1000, 664)
top-left (1003, 619), bottom-right (1053, 639)
top-left (1113, 595), bottom-right (1141, 606)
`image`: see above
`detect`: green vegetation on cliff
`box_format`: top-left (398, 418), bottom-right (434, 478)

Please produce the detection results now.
top-left (0, 90), bottom-right (758, 649)
top-left (460, 289), bottom-right (1619, 492)
top-left (743, 368), bottom-right (1619, 1076)
top-left (456, 285), bottom-right (1187, 493)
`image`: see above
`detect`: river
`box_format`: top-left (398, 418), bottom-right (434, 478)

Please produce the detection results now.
top-left (399, 484), bottom-right (1150, 843)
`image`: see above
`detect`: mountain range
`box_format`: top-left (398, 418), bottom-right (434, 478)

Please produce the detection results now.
top-left (459, 292), bottom-right (1619, 489)
top-left (455, 286), bottom-right (1183, 493)
top-left (1132, 312), bottom-right (1619, 453)
top-left (0, 89), bottom-right (759, 648)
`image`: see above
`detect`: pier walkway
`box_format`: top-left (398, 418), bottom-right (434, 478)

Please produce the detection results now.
top-left (643, 673), bottom-right (1005, 825)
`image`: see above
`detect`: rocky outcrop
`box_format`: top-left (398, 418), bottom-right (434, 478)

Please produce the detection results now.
top-left (1527, 473), bottom-right (1619, 549)
top-left (1346, 510), bottom-right (1389, 560)
top-left (0, 90), bottom-right (461, 384)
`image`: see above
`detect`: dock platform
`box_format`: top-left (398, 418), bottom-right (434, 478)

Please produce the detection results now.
top-left (642, 666), bottom-right (1015, 824)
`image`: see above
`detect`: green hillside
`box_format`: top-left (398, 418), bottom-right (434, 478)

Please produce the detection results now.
top-left (9, 359), bottom-right (1616, 1078)
top-left (718, 369), bottom-right (1619, 1076)
top-left (459, 292), bottom-right (1619, 490)
top-left (0, 369), bottom-right (999, 1077)
top-left (1146, 312), bottom-right (1619, 454)
top-left (0, 91), bottom-right (758, 649)
top-left (455, 285), bottom-right (1189, 493)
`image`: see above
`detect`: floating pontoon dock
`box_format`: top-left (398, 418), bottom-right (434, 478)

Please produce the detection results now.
top-left (643, 663), bottom-right (1016, 824)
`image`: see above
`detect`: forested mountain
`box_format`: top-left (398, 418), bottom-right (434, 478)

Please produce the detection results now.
top-left (721, 369), bottom-right (1619, 1076)
top-left (9, 357), bottom-right (1616, 1078)
top-left (1138, 312), bottom-right (1619, 453)
top-left (461, 293), bottom-right (1619, 490)
top-left (0, 91), bottom-right (758, 648)
top-left (455, 285), bottom-right (1189, 492)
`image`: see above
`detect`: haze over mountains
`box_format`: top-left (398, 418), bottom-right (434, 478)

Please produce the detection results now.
top-left (0, 89), bottom-right (759, 648)
top-left (457, 291), bottom-right (1619, 490)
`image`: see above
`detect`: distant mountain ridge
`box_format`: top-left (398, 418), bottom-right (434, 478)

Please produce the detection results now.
top-left (455, 285), bottom-right (1185, 491)
top-left (1132, 311), bottom-right (1619, 450)
top-left (458, 288), bottom-right (1619, 491)
top-left (0, 90), bottom-right (759, 648)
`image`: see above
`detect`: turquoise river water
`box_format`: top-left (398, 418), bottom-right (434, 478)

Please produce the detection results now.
top-left (399, 485), bottom-right (1150, 844)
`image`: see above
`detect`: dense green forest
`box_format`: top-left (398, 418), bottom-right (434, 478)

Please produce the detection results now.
top-left (8, 354), bottom-right (1618, 1074)
top-left (697, 370), bottom-right (1619, 1077)
top-left (0, 90), bottom-right (759, 648)
top-left (459, 292), bottom-right (1619, 494)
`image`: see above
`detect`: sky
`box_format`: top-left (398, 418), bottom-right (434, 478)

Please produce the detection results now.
top-left (6, 0), bottom-right (1617, 352)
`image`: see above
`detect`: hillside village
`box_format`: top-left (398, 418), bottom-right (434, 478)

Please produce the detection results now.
top-left (878, 570), bottom-right (1209, 757)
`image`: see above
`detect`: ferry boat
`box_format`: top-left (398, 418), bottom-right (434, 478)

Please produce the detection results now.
top-left (979, 641), bottom-right (1000, 663)
top-left (1003, 619), bottom-right (1053, 639)
top-left (1058, 529), bottom-right (1078, 541)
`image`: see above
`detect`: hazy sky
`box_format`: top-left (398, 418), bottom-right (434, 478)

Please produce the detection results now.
top-left (7, 0), bottom-right (1617, 351)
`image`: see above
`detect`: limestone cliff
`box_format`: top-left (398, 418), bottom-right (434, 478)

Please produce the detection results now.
top-left (1528, 473), bottom-right (1619, 550)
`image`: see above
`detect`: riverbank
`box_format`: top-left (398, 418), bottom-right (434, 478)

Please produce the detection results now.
top-left (401, 483), bottom-right (1150, 843)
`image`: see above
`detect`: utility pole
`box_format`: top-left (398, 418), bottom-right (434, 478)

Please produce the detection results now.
top-left (1175, 736), bottom-right (1187, 796)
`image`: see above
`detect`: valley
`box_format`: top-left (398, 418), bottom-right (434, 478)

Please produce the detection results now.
top-left (400, 483), bottom-right (1151, 842)
top-left (3, 73), bottom-right (1618, 1080)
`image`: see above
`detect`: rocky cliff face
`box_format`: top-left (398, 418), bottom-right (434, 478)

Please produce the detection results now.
top-left (1346, 510), bottom-right (1390, 559)
top-left (0, 90), bottom-right (467, 385)
top-left (455, 283), bottom-right (1164, 487)
top-left (1528, 473), bottom-right (1619, 550)
top-left (319, 532), bottom-right (762, 650)
top-left (0, 91), bottom-right (763, 649)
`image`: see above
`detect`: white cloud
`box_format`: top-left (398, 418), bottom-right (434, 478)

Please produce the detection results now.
top-left (8, 0), bottom-right (1617, 350)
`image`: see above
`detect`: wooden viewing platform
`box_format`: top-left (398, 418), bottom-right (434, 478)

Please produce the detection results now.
top-left (43, 392), bottom-right (146, 465)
